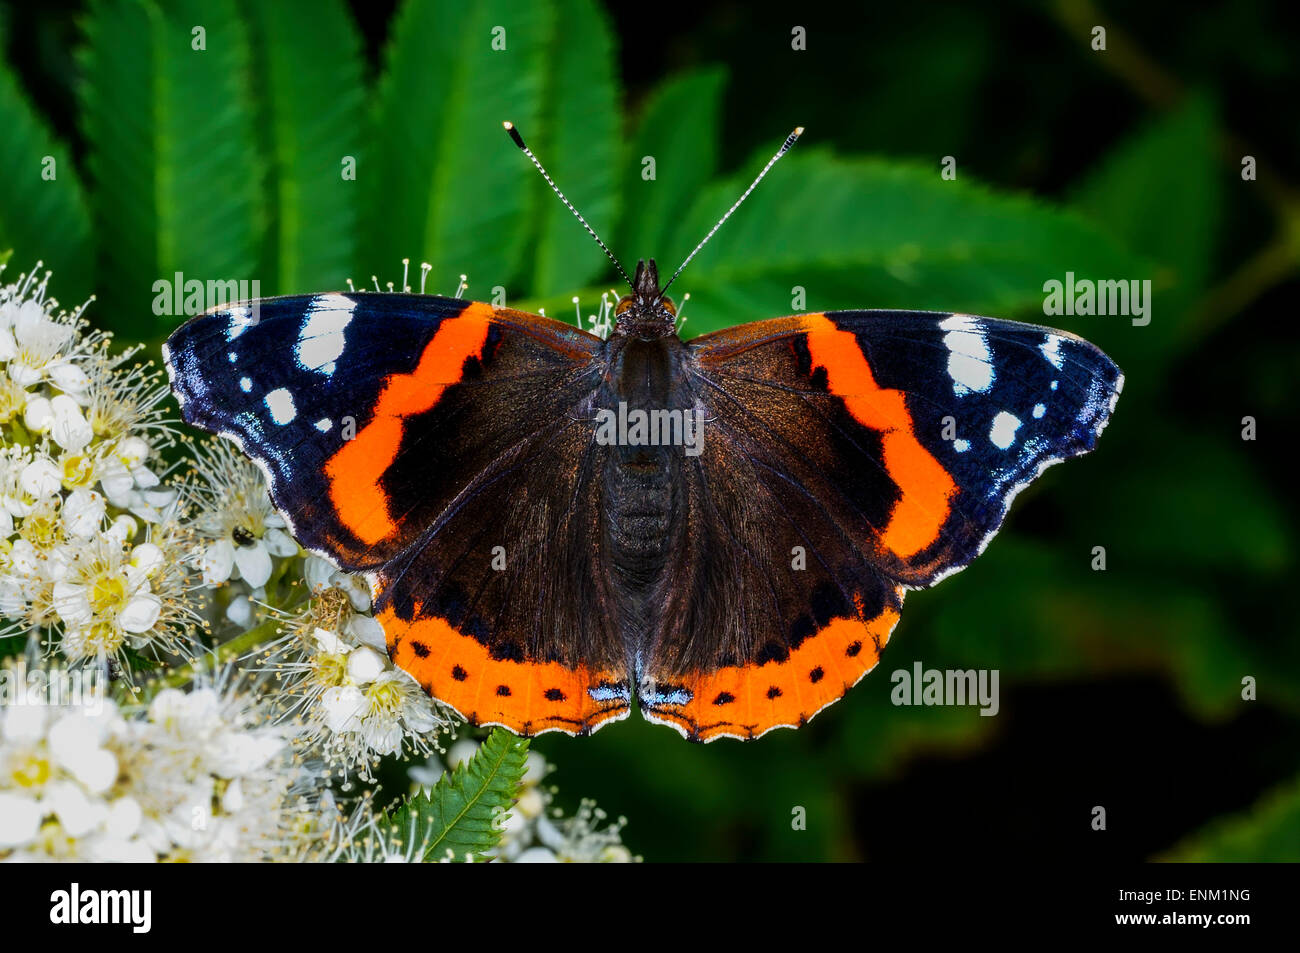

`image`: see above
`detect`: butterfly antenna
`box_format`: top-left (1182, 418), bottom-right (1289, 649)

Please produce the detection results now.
top-left (503, 121), bottom-right (632, 287)
top-left (660, 126), bottom-right (804, 297)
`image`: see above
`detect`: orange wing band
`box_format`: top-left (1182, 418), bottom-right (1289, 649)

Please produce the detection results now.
top-left (643, 600), bottom-right (902, 742)
top-left (382, 606), bottom-right (630, 737)
top-left (325, 303), bottom-right (493, 547)
top-left (801, 313), bottom-right (956, 559)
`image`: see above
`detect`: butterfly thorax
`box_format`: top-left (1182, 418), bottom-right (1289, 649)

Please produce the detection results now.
top-left (600, 333), bottom-right (693, 609)
top-left (613, 258), bottom-right (679, 340)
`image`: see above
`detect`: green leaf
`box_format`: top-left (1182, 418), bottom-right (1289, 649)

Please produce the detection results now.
top-left (1083, 427), bottom-right (1289, 576)
top-left (525, 0), bottom-right (620, 297)
top-left (361, 0), bottom-right (552, 295)
top-left (662, 148), bottom-right (1150, 336)
top-left (0, 54), bottom-right (93, 302)
top-left (78, 0), bottom-right (263, 336)
top-left (241, 0), bottom-right (364, 294)
top-left (1161, 772), bottom-right (1300, 861)
top-left (615, 66), bottom-right (726, 270)
top-left (385, 729), bottom-right (529, 862)
top-left (1071, 97), bottom-right (1221, 366)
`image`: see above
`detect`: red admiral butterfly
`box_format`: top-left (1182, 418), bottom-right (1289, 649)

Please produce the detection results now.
top-left (165, 125), bottom-right (1122, 741)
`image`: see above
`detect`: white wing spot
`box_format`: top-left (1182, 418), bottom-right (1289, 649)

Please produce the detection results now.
top-left (296, 294), bottom-right (355, 375)
top-left (1040, 334), bottom-right (1065, 370)
top-left (314, 418), bottom-right (332, 432)
top-left (940, 315), bottom-right (993, 395)
top-left (265, 388), bottom-right (297, 425)
top-left (226, 307), bottom-right (256, 340)
top-left (953, 439), bottom-right (970, 452)
top-left (239, 377), bottom-right (252, 393)
top-left (1033, 403), bottom-right (1046, 419)
top-left (989, 411), bottom-right (1021, 449)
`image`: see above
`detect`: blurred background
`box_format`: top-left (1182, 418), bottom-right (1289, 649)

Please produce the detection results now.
top-left (1, 0), bottom-right (1296, 861)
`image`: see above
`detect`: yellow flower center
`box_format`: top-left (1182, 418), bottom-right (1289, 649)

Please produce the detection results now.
top-left (11, 752), bottom-right (51, 788)
top-left (89, 572), bottom-right (129, 615)
top-left (61, 454), bottom-right (97, 488)
top-left (366, 679), bottom-right (403, 718)
top-left (83, 619), bottom-right (125, 654)
top-left (312, 652), bottom-right (349, 688)
top-left (20, 511), bottom-right (60, 550)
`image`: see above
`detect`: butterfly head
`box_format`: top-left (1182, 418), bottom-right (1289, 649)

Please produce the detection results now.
top-left (614, 259), bottom-right (677, 339)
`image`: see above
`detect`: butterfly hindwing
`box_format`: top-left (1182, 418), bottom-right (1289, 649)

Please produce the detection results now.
top-left (165, 293), bottom-right (631, 736)
top-left (636, 309), bottom-right (1121, 740)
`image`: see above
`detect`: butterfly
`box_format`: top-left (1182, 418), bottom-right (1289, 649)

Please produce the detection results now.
top-left (165, 125), bottom-right (1122, 741)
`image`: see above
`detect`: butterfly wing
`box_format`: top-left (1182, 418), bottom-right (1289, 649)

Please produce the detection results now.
top-left (637, 310), bottom-right (1122, 740)
top-left (165, 293), bottom-right (631, 736)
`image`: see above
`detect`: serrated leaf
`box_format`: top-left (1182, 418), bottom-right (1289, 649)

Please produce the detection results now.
top-left (525, 0), bottom-right (620, 297)
top-left (665, 148), bottom-right (1150, 336)
top-left (241, 0), bottom-right (364, 293)
top-left (0, 55), bottom-right (92, 302)
top-left (1161, 772), bottom-right (1300, 861)
top-left (361, 0), bottom-right (552, 296)
top-left (78, 0), bottom-right (263, 336)
top-left (615, 66), bottom-right (726, 269)
top-left (386, 729), bottom-right (529, 862)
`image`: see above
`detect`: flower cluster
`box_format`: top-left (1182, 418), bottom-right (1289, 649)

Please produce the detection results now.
top-left (0, 265), bottom-right (200, 672)
top-left (258, 556), bottom-right (452, 782)
top-left (0, 661), bottom-right (319, 861)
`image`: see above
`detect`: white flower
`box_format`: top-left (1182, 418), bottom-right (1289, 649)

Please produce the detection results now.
top-left (23, 394), bottom-right (52, 432)
top-left (49, 361), bottom-right (91, 401)
top-left (185, 440), bottom-right (297, 587)
top-left (47, 710), bottom-right (118, 794)
top-left (19, 455), bottom-right (61, 500)
top-left (346, 645), bottom-right (387, 684)
top-left (0, 791), bottom-right (42, 847)
top-left (322, 685), bottom-right (366, 733)
top-left (5, 297), bottom-right (77, 387)
top-left (50, 529), bottom-right (199, 668)
top-left (305, 556), bottom-right (371, 611)
top-left (515, 846), bottom-right (560, 863)
top-left (48, 394), bottom-right (94, 451)
top-left (63, 487), bottom-right (106, 538)
top-left (98, 436), bottom-right (171, 522)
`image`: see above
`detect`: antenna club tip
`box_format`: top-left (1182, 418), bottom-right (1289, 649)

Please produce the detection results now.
top-left (502, 120), bottom-right (513, 129)
top-left (503, 121), bottom-right (526, 149)
top-left (793, 126), bottom-right (805, 136)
